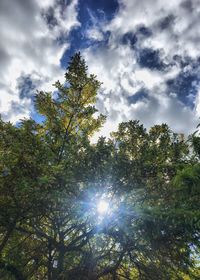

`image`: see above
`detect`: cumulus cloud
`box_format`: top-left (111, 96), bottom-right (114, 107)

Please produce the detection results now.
top-left (0, 0), bottom-right (79, 122)
top-left (84, 0), bottom-right (200, 138)
top-left (1, 0), bottom-right (200, 138)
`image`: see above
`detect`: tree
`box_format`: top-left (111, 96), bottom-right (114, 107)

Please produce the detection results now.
top-left (0, 53), bottom-right (199, 279)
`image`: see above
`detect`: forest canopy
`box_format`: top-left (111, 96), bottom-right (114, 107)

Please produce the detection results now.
top-left (0, 53), bottom-right (199, 280)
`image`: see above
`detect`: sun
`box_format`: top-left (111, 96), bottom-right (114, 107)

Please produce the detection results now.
top-left (97, 199), bottom-right (109, 215)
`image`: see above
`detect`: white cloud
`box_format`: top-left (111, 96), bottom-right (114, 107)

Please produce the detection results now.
top-left (83, 0), bottom-right (200, 138)
top-left (1, 0), bottom-right (199, 137)
top-left (86, 28), bottom-right (104, 41)
top-left (0, 0), bottom-right (79, 122)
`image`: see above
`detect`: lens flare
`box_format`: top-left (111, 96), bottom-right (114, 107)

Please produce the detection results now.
top-left (97, 200), bottom-right (109, 214)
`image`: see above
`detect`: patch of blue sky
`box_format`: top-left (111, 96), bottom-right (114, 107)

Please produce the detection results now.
top-left (166, 58), bottom-right (200, 109)
top-left (127, 88), bottom-right (149, 104)
top-left (60, 0), bottom-right (118, 67)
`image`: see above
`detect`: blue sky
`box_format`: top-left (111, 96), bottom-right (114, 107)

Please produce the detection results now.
top-left (0, 0), bottom-right (200, 137)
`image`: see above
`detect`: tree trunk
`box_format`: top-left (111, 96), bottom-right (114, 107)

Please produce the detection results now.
top-left (57, 232), bottom-right (65, 280)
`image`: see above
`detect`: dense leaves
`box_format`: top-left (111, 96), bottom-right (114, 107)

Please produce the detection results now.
top-left (0, 54), bottom-right (199, 279)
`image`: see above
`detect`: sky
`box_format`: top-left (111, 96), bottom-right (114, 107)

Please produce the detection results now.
top-left (1, 0), bottom-right (200, 137)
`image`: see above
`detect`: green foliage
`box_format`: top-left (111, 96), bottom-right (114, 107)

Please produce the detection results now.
top-left (0, 54), bottom-right (199, 280)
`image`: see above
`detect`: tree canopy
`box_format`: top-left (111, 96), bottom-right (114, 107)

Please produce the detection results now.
top-left (0, 53), bottom-right (199, 280)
